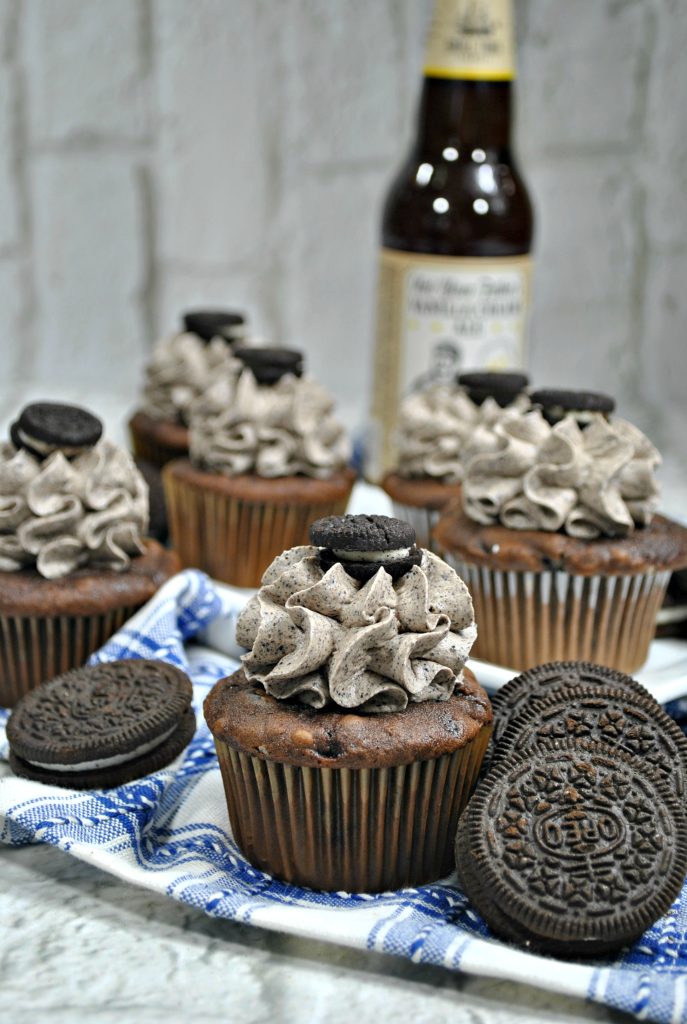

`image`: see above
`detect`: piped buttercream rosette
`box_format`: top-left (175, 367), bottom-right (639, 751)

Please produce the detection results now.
top-left (236, 545), bottom-right (477, 713)
top-left (0, 440), bottom-right (148, 579)
top-left (463, 411), bottom-right (660, 539)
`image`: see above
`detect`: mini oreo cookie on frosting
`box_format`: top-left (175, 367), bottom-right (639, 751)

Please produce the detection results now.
top-left (310, 513), bottom-right (422, 581)
top-left (529, 387), bottom-right (615, 427)
top-left (234, 346), bottom-right (304, 385)
top-left (457, 371), bottom-right (529, 408)
top-left (10, 401), bottom-right (103, 460)
top-left (7, 659), bottom-right (195, 790)
top-left (183, 308), bottom-right (246, 344)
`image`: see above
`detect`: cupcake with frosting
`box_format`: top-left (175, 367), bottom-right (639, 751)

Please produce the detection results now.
top-left (0, 401), bottom-right (179, 706)
top-left (434, 389), bottom-right (687, 672)
top-left (203, 514), bottom-right (492, 892)
top-left (129, 309), bottom-right (247, 467)
top-left (164, 348), bottom-right (356, 587)
top-left (382, 371), bottom-right (530, 550)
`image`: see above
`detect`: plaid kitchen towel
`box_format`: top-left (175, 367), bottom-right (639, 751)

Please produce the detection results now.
top-left (1, 569), bottom-right (686, 1024)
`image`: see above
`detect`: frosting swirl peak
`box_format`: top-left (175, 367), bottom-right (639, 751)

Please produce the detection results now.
top-left (141, 333), bottom-right (241, 424)
top-left (190, 370), bottom-right (350, 479)
top-left (236, 545), bottom-right (477, 713)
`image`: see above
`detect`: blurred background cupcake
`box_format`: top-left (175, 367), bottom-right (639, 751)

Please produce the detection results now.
top-left (434, 389), bottom-right (687, 673)
top-left (0, 401), bottom-right (179, 706)
top-left (164, 347), bottom-right (356, 587)
top-left (129, 308), bottom-right (248, 468)
top-left (382, 371), bottom-right (530, 550)
top-left (203, 514), bottom-right (491, 892)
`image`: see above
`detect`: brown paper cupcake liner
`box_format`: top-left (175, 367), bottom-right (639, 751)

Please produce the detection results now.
top-left (129, 412), bottom-right (189, 468)
top-left (444, 557), bottom-right (671, 673)
top-left (0, 606), bottom-right (139, 707)
top-left (164, 471), bottom-right (352, 588)
top-left (389, 501), bottom-right (443, 553)
top-left (213, 725), bottom-right (491, 892)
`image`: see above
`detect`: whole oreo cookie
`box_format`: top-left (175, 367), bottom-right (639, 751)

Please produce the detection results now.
top-left (456, 741), bottom-right (687, 956)
top-left (492, 685), bottom-right (687, 798)
top-left (234, 346), bottom-right (304, 384)
top-left (310, 514), bottom-right (421, 581)
top-left (529, 388), bottom-right (615, 426)
top-left (183, 309), bottom-right (246, 343)
top-left (11, 401), bottom-right (103, 459)
top-left (7, 659), bottom-right (195, 789)
top-left (457, 371), bottom-right (529, 408)
top-left (489, 660), bottom-right (654, 753)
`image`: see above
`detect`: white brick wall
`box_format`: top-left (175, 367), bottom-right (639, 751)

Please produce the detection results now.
top-left (0, 0), bottom-right (685, 470)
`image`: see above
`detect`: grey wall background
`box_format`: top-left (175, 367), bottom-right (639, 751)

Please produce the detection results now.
top-left (0, 0), bottom-right (685, 481)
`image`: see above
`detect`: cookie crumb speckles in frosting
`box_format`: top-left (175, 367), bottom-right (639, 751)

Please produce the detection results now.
top-left (236, 543), bottom-right (476, 713)
top-left (463, 409), bottom-right (661, 539)
top-left (189, 367), bottom-right (350, 480)
top-left (394, 383), bottom-right (530, 483)
top-left (0, 422), bottom-right (149, 579)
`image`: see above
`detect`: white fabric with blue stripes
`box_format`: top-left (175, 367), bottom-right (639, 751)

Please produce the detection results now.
top-left (1, 570), bottom-right (686, 1024)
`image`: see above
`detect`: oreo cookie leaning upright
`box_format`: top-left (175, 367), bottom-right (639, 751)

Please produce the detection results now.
top-left (234, 346), bottom-right (304, 385)
top-left (529, 387), bottom-right (615, 427)
top-left (183, 308), bottom-right (246, 343)
top-left (10, 401), bottom-right (103, 460)
top-left (7, 660), bottom-right (195, 790)
top-left (457, 371), bottom-right (529, 408)
top-left (311, 514), bottom-right (422, 581)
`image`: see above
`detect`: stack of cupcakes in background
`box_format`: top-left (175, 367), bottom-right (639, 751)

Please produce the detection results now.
top-left (382, 371), bottom-right (530, 551)
top-left (434, 388), bottom-right (687, 672)
top-left (0, 401), bottom-right (179, 706)
top-left (204, 514), bottom-right (492, 892)
top-left (164, 347), bottom-right (356, 588)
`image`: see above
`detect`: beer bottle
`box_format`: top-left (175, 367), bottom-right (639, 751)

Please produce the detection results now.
top-left (368, 0), bottom-right (533, 479)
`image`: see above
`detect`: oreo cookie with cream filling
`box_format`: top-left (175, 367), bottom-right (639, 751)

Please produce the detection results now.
top-left (457, 371), bottom-right (529, 408)
top-left (310, 514), bottom-right (422, 581)
top-left (529, 388), bottom-right (615, 427)
top-left (7, 659), bottom-right (195, 789)
top-left (234, 346), bottom-right (304, 385)
top-left (183, 309), bottom-right (246, 344)
top-left (10, 401), bottom-right (103, 460)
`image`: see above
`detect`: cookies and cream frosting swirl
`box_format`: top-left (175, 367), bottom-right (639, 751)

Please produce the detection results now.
top-left (463, 411), bottom-right (660, 539)
top-left (395, 385), bottom-right (530, 483)
top-left (236, 545), bottom-right (477, 713)
top-left (0, 441), bottom-right (148, 578)
top-left (141, 333), bottom-right (241, 424)
top-left (190, 370), bottom-right (350, 479)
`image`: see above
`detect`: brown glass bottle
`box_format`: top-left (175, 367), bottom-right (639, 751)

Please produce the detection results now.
top-left (368, 0), bottom-right (534, 479)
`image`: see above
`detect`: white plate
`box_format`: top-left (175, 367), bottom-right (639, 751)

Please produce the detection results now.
top-left (200, 583), bottom-right (687, 704)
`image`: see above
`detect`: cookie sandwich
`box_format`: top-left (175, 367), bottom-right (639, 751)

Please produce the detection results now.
top-left (164, 348), bottom-right (355, 587)
top-left (204, 514), bottom-right (492, 892)
top-left (382, 371), bottom-right (530, 550)
top-left (129, 308), bottom-right (247, 468)
top-left (7, 660), bottom-right (195, 789)
top-left (0, 401), bottom-right (179, 706)
top-left (434, 389), bottom-right (687, 671)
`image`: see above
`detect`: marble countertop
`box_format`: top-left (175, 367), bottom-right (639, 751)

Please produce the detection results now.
top-left (1, 843), bottom-right (632, 1024)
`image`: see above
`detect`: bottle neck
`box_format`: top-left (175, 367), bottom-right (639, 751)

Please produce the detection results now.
top-left (415, 77), bottom-right (513, 153)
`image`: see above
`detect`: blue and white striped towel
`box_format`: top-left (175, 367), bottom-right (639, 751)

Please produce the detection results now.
top-left (1, 570), bottom-right (686, 1024)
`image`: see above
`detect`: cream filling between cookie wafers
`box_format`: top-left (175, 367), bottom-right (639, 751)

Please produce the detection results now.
top-left (27, 723), bottom-right (179, 772)
top-left (332, 547), bottom-right (412, 562)
top-left (17, 428), bottom-right (90, 458)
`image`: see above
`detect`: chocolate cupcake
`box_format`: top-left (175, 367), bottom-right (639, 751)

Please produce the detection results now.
top-left (382, 372), bottom-right (530, 551)
top-left (129, 308), bottom-right (247, 468)
top-left (434, 397), bottom-right (687, 672)
top-left (164, 349), bottom-right (355, 587)
top-left (0, 402), bottom-right (179, 706)
top-left (204, 514), bottom-right (491, 892)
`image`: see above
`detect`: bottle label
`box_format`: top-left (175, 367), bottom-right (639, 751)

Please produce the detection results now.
top-left (424, 0), bottom-right (515, 81)
top-left (368, 248), bottom-right (532, 479)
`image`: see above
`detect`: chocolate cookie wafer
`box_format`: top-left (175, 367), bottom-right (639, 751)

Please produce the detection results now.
top-left (10, 401), bottom-right (103, 460)
top-left (7, 659), bottom-right (195, 789)
top-left (310, 514), bottom-right (422, 581)
top-left (457, 371), bottom-right (529, 408)
top-left (456, 741), bottom-right (687, 956)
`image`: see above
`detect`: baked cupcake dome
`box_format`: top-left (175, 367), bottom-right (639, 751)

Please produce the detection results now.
top-left (204, 514), bottom-right (492, 891)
